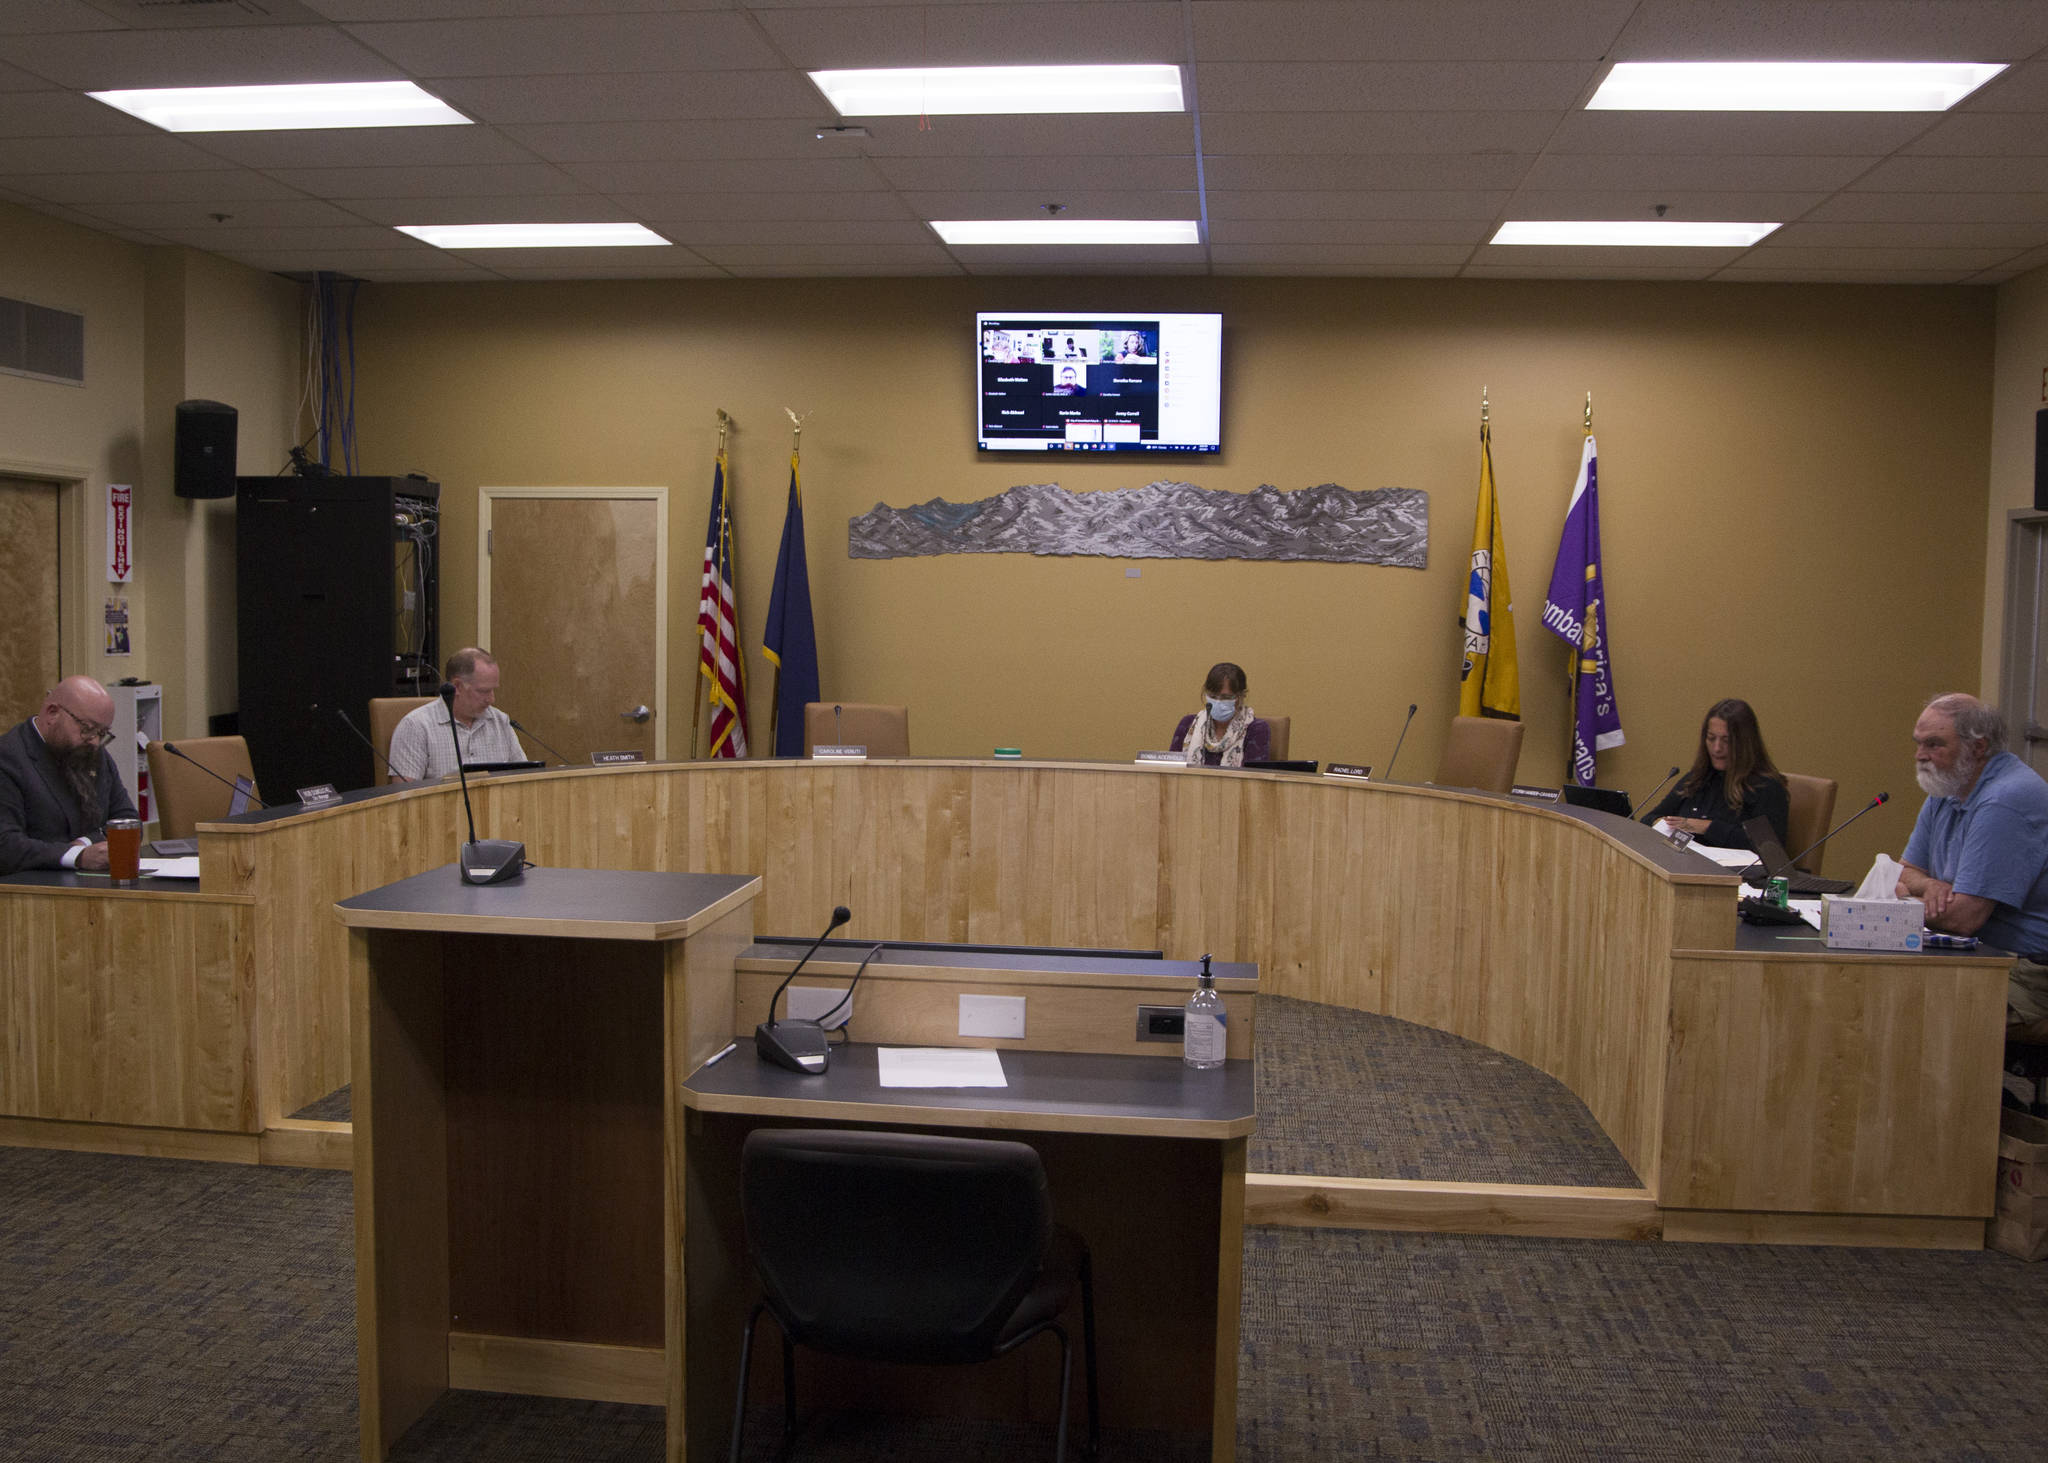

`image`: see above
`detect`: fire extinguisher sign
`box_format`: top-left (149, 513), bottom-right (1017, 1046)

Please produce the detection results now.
top-left (106, 483), bottom-right (134, 583)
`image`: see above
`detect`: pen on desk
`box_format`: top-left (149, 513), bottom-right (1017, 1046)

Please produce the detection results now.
top-left (703, 1040), bottom-right (738, 1069)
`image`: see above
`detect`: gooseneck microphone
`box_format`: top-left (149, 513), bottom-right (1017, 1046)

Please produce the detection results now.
top-left (509, 718), bottom-right (572, 767)
top-left (1636, 765), bottom-right (1683, 821)
top-left (441, 682), bottom-right (526, 885)
top-left (160, 742), bottom-right (270, 811)
top-left (1384, 704), bottom-right (1418, 782)
top-left (834, 704), bottom-right (844, 745)
top-left (326, 705), bottom-right (396, 780)
top-left (756, 905), bottom-right (852, 1074)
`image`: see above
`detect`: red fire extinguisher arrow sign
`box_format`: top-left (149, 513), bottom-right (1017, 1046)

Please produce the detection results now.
top-left (107, 484), bottom-right (132, 582)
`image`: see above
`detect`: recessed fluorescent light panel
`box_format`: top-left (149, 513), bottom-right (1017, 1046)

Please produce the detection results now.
top-left (1492, 221), bottom-right (1779, 247)
top-left (88, 81), bottom-right (469, 132)
top-left (397, 223), bottom-right (670, 250)
top-left (1587, 61), bottom-right (2006, 112)
top-left (932, 219), bottom-right (1201, 246)
top-left (811, 65), bottom-right (1183, 116)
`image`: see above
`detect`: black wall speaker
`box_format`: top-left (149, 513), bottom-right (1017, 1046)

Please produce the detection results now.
top-left (174, 399), bottom-right (238, 499)
top-left (2036, 407), bottom-right (2048, 513)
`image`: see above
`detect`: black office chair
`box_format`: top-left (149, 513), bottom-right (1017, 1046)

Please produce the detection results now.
top-left (730, 1128), bottom-right (1099, 1462)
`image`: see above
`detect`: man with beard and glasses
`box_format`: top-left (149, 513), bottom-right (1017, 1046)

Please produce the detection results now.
top-left (1897, 692), bottom-right (2048, 1024)
top-left (0, 676), bottom-right (139, 876)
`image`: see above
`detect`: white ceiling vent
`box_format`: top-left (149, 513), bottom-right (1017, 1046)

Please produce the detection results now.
top-left (0, 297), bottom-right (86, 386)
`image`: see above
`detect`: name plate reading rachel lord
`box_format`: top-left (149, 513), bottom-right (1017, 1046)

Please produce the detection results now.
top-left (1134, 750), bottom-right (1187, 765)
top-left (591, 749), bottom-right (647, 765)
top-left (296, 783), bottom-right (343, 808)
top-left (811, 745), bottom-right (868, 760)
top-left (1509, 784), bottom-right (1562, 802)
top-left (1323, 763), bottom-right (1373, 780)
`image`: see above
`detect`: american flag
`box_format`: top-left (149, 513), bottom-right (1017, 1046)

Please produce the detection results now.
top-left (697, 452), bottom-right (749, 758)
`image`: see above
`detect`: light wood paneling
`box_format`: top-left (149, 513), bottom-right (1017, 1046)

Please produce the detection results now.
top-left (0, 475), bottom-right (60, 728)
top-left (447, 1333), bottom-right (664, 1407)
top-left (0, 1114), bottom-right (260, 1164)
top-left (258, 1119), bottom-right (352, 1170)
top-left (1244, 1173), bottom-right (1663, 1241)
top-left (0, 886), bottom-right (255, 1131)
top-left (1661, 1210), bottom-right (1985, 1251)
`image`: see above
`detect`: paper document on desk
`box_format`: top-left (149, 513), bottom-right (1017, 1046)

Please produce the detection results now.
top-left (877, 1047), bottom-right (1008, 1088)
top-left (1677, 839), bottom-right (1755, 870)
top-left (140, 857), bottom-right (201, 880)
top-left (1788, 898), bottom-right (1823, 930)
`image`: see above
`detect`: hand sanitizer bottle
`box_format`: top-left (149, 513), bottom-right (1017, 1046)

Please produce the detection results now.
top-left (1183, 953), bottom-right (1226, 1070)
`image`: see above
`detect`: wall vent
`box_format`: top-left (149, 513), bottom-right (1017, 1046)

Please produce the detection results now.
top-left (0, 296), bottom-right (85, 386)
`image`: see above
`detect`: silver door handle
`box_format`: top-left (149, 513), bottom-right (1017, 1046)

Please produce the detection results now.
top-left (621, 704), bottom-right (652, 723)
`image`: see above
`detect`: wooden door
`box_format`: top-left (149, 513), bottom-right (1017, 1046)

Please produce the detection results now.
top-left (0, 475), bottom-right (62, 726)
top-left (480, 488), bottom-right (669, 763)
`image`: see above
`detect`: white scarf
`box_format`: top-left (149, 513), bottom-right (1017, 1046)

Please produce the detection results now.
top-left (1184, 705), bottom-right (1255, 768)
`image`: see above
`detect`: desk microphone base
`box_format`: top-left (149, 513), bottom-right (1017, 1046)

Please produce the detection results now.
top-left (460, 839), bottom-right (527, 885)
top-left (756, 1019), bottom-right (830, 1073)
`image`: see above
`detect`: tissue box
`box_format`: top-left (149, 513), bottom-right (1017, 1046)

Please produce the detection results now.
top-left (1819, 895), bottom-right (1925, 951)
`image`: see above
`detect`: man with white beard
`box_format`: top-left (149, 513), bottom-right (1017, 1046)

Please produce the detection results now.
top-left (1897, 692), bottom-right (2048, 1023)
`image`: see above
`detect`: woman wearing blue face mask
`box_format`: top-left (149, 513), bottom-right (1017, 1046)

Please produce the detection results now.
top-left (1170, 661), bottom-right (1271, 768)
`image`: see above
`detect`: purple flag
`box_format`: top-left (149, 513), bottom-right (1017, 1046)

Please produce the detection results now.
top-left (1540, 435), bottom-right (1624, 786)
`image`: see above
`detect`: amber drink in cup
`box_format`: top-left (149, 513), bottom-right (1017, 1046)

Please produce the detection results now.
top-left (105, 817), bottom-right (142, 882)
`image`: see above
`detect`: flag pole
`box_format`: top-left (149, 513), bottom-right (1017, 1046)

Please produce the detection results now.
top-left (690, 409), bottom-right (732, 760)
top-left (1570, 392), bottom-right (1592, 779)
top-left (768, 408), bottom-right (804, 754)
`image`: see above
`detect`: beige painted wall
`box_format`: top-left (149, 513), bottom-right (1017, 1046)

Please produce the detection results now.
top-left (348, 275), bottom-right (1993, 877)
top-left (1982, 262), bottom-right (2048, 724)
top-left (0, 199), bottom-right (300, 737)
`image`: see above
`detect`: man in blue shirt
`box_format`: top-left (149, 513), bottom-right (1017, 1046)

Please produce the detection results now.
top-left (1898, 693), bottom-right (2048, 1023)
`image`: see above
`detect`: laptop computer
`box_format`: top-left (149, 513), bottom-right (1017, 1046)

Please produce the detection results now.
top-left (1740, 816), bottom-right (1855, 895)
top-left (1244, 758), bottom-right (1319, 774)
top-left (1560, 784), bottom-right (1632, 817)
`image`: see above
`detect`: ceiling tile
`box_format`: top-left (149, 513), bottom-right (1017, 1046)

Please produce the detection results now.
top-left (751, 2), bottom-right (1183, 70)
top-left (427, 70), bottom-right (822, 125)
top-left (0, 0), bottom-right (123, 35)
top-left (1201, 110), bottom-right (1554, 157)
top-left (1548, 110), bottom-right (1935, 157)
top-left (1212, 261), bottom-right (1461, 276)
top-left (221, 246), bottom-right (493, 272)
top-left (1196, 61), bottom-right (1597, 112)
top-left (943, 242), bottom-right (1209, 266)
top-left (560, 155), bottom-right (890, 192)
top-left (153, 223), bottom-right (414, 252)
top-left (401, 243), bottom-right (716, 269)
top-left (1210, 242), bottom-right (1472, 265)
top-left (1714, 266), bottom-right (1979, 284)
top-left (502, 118), bottom-right (871, 164)
top-left (959, 260), bottom-right (1207, 276)
top-left (194, 125), bottom-right (545, 170)
top-left (260, 163), bottom-right (584, 198)
top-left (0, 59), bottom-right (51, 90)
top-left (1903, 112), bottom-right (2048, 157)
top-left (1502, 189), bottom-right (1831, 221)
top-left (690, 242), bottom-right (958, 268)
top-left (73, 196), bottom-right (375, 229)
top-left (1517, 153), bottom-right (1874, 192)
top-left (1852, 155), bottom-right (2048, 191)
top-left (1459, 263), bottom-right (1716, 279)
top-left (0, 24), bottom-right (398, 89)
top-left (1964, 60), bottom-right (2048, 111)
top-left (855, 114), bottom-right (1197, 158)
top-left (345, 193), bottom-right (633, 225)
top-left (484, 262), bottom-right (732, 279)
top-left (1733, 243), bottom-right (2020, 271)
top-left (738, 262), bottom-right (971, 276)
top-left (1191, 1), bottom-right (1634, 61)
top-left (1971, 243), bottom-right (2048, 280)
top-left (1208, 217), bottom-right (1491, 245)
top-left (619, 189), bottom-right (917, 222)
top-left (1614, 1), bottom-right (2048, 61)
top-left (1206, 188), bottom-right (1509, 220)
top-left (1807, 190), bottom-right (2048, 223)
top-left (0, 166), bottom-right (304, 202)
top-left (1203, 153), bottom-right (1528, 190)
top-left (339, 14), bottom-right (781, 77)
top-left (1767, 219), bottom-right (2048, 249)
top-left (0, 131), bottom-right (241, 172)
top-left (657, 218), bottom-right (936, 247)
top-left (0, 89), bottom-right (154, 136)
top-left (307, 0), bottom-right (730, 17)
top-left (868, 153), bottom-right (1196, 191)
top-left (897, 189), bottom-right (1195, 220)
top-left (1470, 243), bottom-right (1747, 268)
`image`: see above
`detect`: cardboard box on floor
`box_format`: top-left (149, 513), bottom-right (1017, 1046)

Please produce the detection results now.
top-left (1990, 1108), bottom-right (2048, 1261)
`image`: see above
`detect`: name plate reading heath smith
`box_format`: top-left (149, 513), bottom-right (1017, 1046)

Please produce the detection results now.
top-left (591, 749), bottom-right (646, 765)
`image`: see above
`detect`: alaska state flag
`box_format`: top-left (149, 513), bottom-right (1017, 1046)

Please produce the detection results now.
top-left (1458, 420), bottom-right (1520, 719)
top-left (763, 452), bottom-right (820, 758)
top-left (1540, 434), bottom-right (1623, 786)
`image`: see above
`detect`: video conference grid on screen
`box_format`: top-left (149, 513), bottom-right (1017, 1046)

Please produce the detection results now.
top-left (976, 313), bottom-right (1222, 454)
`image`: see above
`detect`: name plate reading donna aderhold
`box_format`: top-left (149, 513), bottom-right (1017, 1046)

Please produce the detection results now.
top-left (591, 749), bottom-right (646, 765)
top-left (296, 783), bottom-right (342, 808)
top-left (1509, 784), bottom-right (1562, 802)
top-left (1134, 750), bottom-right (1185, 765)
top-left (1323, 763), bottom-right (1372, 780)
top-left (811, 745), bottom-right (867, 760)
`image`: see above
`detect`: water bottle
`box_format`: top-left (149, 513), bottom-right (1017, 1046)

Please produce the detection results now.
top-left (1183, 952), bottom-right (1226, 1069)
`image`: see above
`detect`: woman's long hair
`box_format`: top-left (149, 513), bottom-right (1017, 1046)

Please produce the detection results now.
top-left (1678, 698), bottom-right (1784, 811)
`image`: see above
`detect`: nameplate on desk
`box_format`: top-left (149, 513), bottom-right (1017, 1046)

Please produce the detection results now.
top-left (1134, 750), bottom-right (1185, 765)
top-left (1323, 763), bottom-right (1372, 780)
top-left (1509, 784), bottom-right (1561, 802)
top-left (295, 783), bottom-right (342, 808)
top-left (591, 749), bottom-right (646, 765)
top-left (811, 745), bottom-right (867, 760)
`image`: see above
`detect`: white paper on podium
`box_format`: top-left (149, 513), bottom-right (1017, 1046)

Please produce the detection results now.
top-left (877, 1047), bottom-right (1008, 1088)
top-left (1683, 841), bottom-right (1757, 870)
top-left (140, 857), bottom-right (201, 879)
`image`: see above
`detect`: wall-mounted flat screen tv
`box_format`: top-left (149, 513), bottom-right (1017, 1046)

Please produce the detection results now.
top-left (976, 311), bottom-right (1221, 454)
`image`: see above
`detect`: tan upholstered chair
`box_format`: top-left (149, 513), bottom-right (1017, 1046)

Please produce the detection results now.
top-left (1259, 716), bottom-right (1290, 761)
top-left (146, 736), bottom-right (260, 839)
top-left (369, 695), bottom-right (436, 785)
top-left (1433, 715), bottom-right (1524, 794)
top-left (804, 702), bottom-right (910, 758)
top-left (1782, 773), bottom-right (1838, 873)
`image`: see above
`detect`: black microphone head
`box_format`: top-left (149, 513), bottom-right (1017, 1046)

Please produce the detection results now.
top-left (830, 904), bottom-right (851, 927)
top-left (1668, 765), bottom-right (1680, 776)
top-left (1407, 703), bottom-right (1418, 715)
top-left (162, 741), bottom-right (178, 753)
top-left (1874, 791), bottom-right (1888, 806)
top-left (439, 681), bottom-right (457, 703)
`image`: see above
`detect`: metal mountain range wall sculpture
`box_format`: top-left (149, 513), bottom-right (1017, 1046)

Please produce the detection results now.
top-left (847, 480), bottom-right (1428, 566)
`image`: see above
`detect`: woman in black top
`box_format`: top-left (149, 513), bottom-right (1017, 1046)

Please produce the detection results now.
top-left (1640, 698), bottom-right (1790, 851)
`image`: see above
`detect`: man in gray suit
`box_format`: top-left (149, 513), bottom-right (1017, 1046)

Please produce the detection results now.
top-left (0, 676), bottom-right (139, 876)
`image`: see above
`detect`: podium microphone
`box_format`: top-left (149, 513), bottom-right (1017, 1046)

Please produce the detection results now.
top-left (325, 705), bottom-right (396, 781)
top-left (159, 742), bottom-right (270, 810)
top-left (834, 703), bottom-right (844, 745)
top-left (1738, 791), bottom-right (1890, 885)
top-left (509, 718), bottom-right (572, 767)
top-left (441, 682), bottom-right (526, 885)
top-left (1636, 765), bottom-right (1683, 820)
top-left (757, 905), bottom-right (852, 1074)
top-left (1383, 704), bottom-right (1418, 782)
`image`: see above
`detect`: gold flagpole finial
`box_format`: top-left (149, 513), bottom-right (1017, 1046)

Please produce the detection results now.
top-left (1583, 391), bottom-right (1593, 434)
top-left (784, 406), bottom-right (806, 455)
top-left (1481, 385), bottom-right (1489, 429)
top-left (716, 407), bottom-right (731, 452)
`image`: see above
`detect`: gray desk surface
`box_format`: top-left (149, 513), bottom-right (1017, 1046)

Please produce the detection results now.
top-left (334, 864), bottom-right (760, 941)
top-left (0, 869), bottom-right (240, 900)
top-left (1722, 917), bottom-right (2011, 963)
top-left (739, 941), bottom-right (1258, 985)
top-left (683, 1041), bottom-right (1256, 1139)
